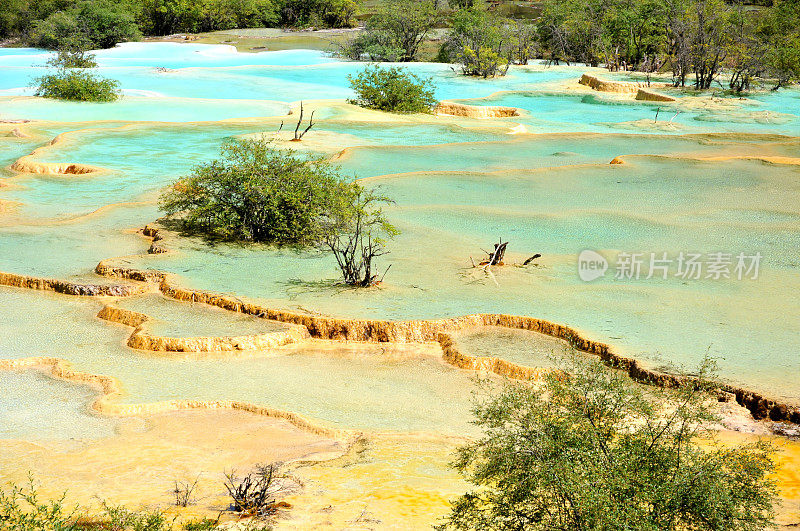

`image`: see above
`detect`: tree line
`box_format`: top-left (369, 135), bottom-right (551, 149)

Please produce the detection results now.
top-left (3, 0), bottom-right (797, 90)
top-left (340, 0), bottom-right (799, 90)
top-left (537, 0), bottom-right (800, 90)
top-left (0, 0), bottom-right (357, 50)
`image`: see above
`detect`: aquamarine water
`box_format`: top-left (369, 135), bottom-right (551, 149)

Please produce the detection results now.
top-left (0, 287), bottom-right (484, 437)
top-left (1, 43), bottom-right (799, 448)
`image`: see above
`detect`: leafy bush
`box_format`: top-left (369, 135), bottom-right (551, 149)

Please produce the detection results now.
top-left (33, 69), bottom-right (121, 102)
top-left (439, 356), bottom-right (778, 530)
top-left (99, 504), bottom-right (171, 530)
top-left (337, 0), bottom-right (438, 62)
top-left (160, 138), bottom-right (397, 286)
top-left (137, 0), bottom-right (281, 36)
top-left (446, 8), bottom-right (512, 77)
top-left (29, 0), bottom-right (140, 50)
top-left (48, 49), bottom-right (98, 69)
top-left (0, 479), bottom-right (79, 531)
top-left (29, 11), bottom-right (81, 51)
top-left (160, 138), bottom-right (353, 244)
top-left (0, 480), bottom-right (179, 531)
top-left (0, 0), bottom-right (28, 38)
top-left (3, 0), bottom-right (355, 46)
top-left (280, 0), bottom-right (356, 28)
top-left (347, 65), bottom-right (437, 113)
top-left (182, 518), bottom-right (219, 531)
top-left (31, 47), bottom-right (121, 102)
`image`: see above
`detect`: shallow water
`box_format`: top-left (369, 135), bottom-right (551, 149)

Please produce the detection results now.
top-left (451, 326), bottom-right (573, 368)
top-left (116, 294), bottom-right (290, 338)
top-left (0, 370), bottom-right (119, 442)
top-left (471, 90), bottom-right (800, 135)
top-left (115, 153), bottom-right (800, 403)
top-left (0, 287), bottom-right (484, 436)
top-left (1, 43), bottom-right (799, 525)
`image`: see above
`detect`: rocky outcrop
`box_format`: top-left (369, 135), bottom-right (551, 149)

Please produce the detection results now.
top-left (579, 74), bottom-right (639, 94)
top-left (635, 89), bottom-right (676, 102)
top-left (436, 101), bottom-right (520, 119)
top-left (578, 75), bottom-right (675, 102)
top-left (610, 156), bottom-right (625, 164)
top-left (0, 271), bottom-right (147, 297)
top-left (94, 261), bottom-right (167, 283)
top-left (143, 224), bottom-right (169, 254)
top-left (97, 304), bottom-right (310, 353)
top-left (9, 131), bottom-right (102, 175)
top-left (10, 156), bottom-right (99, 175)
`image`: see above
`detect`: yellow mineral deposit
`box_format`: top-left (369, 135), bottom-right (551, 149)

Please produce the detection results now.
top-left (0, 409), bottom-right (348, 525)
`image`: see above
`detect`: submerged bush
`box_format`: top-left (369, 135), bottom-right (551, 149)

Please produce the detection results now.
top-left (49, 49), bottom-right (99, 69)
top-left (159, 138), bottom-right (354, 244)
top-left (33, 69), bottom-right (120, 102)
top-left (160, 138), bottom-right (397, 286)
top-left (31, 48), bottom-right (121, 102)
top-left (446, 8), bottom-right (512, 78)
top-left (347, 65), bottom-right (437, 113)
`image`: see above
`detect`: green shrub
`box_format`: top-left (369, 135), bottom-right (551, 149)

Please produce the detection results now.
top-left (99, 504), bottom-right (171, 530)
top-left (48, 49), bottom-right (99, 69)
top-left (159, 138), bottom-right (356, 245)
top-left (440, 356), bottom-right (778, 530)
top-left (33, 69), bottom-right (121, 102)
top-left (29, 11), bottom-right (82, 51)
top-left (0, 0), bottom-right (29, 38)
top-left (160, 138), bottom-right (397, 286)
top-left (347, 65), bottom-right (437, 113)
top-left (182, 518), bottom-right (219, 530)
top-left (337, 0), bottom-right (438, 62)
top-left (137, 0), bottom-right (280, 35)
top-left (0, 479), bottom-right (80, 531)
top-left (446, 8), bottom-right (512, 77)
top-left (280, 0), bottom-right (356, 28)
top-left (29, 0), bottom-right (140, 50)
top-left (31, 48), bottom-right (121, 102)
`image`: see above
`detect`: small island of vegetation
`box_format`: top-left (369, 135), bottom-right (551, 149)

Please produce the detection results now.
top-left (31, 48), bottom-right (121, 102)
top-left (348, 65), bottom-right (438, 113)
top-left (159, 138), bottom-right (397, 287)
